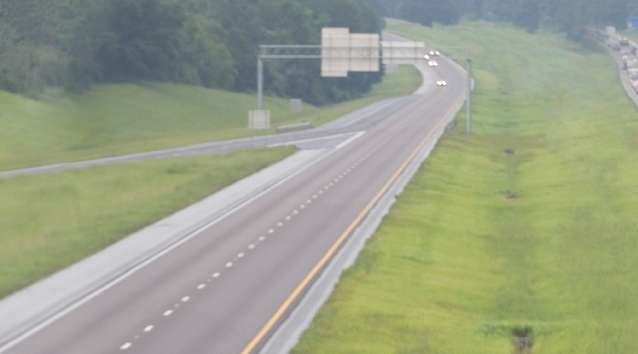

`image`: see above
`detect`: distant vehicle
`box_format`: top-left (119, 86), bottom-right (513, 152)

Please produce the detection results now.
top-left (428, 60), bottom-right (438, 67)
top-left (621, 37), bottom-right (630, 46)
top-left (436, 80), bottom-right (447, 86)
top-left (424, 54), bottom-right (430, 59)
top-left (608, 35), bottom-right (621, 50)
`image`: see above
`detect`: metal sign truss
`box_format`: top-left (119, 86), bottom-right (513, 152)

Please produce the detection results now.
top-left (258, 45), bottom-right (468, 60)
top-left (259, 45), bottom-right (379, 59)
top-left (259, 45), bottom-right (433, 60)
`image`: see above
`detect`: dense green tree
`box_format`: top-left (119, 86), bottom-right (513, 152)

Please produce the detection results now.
top-left (375, 0), bottom-right (460, 26)
top-left (96, 0), bottom-right (185, 81)
top-left (0, 0), bottom-right (386, 104)
top-left (515, 0), bottom-right (541, 33)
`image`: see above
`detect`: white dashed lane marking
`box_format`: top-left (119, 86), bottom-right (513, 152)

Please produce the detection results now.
top-left (117, 141), bottom-right (391, 352)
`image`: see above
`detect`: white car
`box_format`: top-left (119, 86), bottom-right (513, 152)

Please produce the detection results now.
top-left (424, 54), bottom-right (430, 59)
top-left (428, 60), bottom-right (438, 67)
top-left (436, 80), bottom-right (447, 86)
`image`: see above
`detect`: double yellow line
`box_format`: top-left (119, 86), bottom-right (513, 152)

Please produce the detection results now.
top-left (241, 94), bottom-right (465, 354)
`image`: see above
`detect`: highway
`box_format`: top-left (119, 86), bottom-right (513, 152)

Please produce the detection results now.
top-left (598, 32), bottom-right (638, 106)
top-left (1, 47), bottom-right (467, 353)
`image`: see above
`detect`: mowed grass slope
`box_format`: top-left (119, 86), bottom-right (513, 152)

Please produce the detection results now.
top-left (0, 66), bottom-right (420, 171)
top-left (0, 147), bottom-right (295, 299)
top-left (0, 62), bottom-right (421, 299)
top-left (292, 19), bottom-right (638, 353)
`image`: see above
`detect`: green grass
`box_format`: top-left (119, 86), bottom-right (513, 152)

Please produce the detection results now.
top-left (0, 48), bottom-right (420, 299)
top-left (292, 19), bottom-right (638, 353)
top-left (0, 65), bottom-right (420, 171)
top-left (0, 147), bottom-right (295, 299)
top-left (618, 29), bottom-right (638, 43)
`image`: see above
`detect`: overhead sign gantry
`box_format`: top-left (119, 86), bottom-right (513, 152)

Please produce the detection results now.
top-left (253, 28), bottom-right (472, 132)
top-left (255, 27), bottom-right (429, 111)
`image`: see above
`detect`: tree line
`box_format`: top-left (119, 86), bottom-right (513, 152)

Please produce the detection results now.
top-left (0, 0), bottom-right (383, 105)
top-left (4, 0), bottom-right (636, 103)
top-left (374, 0), bottom-right (638, 39)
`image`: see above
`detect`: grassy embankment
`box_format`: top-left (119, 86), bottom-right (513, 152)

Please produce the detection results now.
top-left (0, 148), bottom-right (295, 299)
top-left (0, 65), bottom-right (420, 299)
top-left (618, 29), bottom-right (638, 43)
top-left (0, 66), bottom-right (420, 171)
top-left (292, 19), bottom-right (638, 353)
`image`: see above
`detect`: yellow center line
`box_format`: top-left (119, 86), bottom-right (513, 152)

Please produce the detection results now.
top-left (241, 93), bottom-right (465, 354)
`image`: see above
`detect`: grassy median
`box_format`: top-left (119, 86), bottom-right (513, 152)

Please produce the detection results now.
top-left (0, 66), bottom-right (420, 171)
top-left (292, 19), bottom-right (638, 353)
top-left (0, 147), bottom-right (295, 299)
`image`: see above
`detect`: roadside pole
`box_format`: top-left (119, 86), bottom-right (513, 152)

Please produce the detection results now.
top-left (466, 58), bottom-right (472, 133)
top-left (258, 57), bottom-right (264, 110)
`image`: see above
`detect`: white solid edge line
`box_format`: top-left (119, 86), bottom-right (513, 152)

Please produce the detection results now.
top-left (341, 100), bottom-right (396, 127)
top-left (335, 131), bottom-right (365, 150)
top-left (266, 132), bottom-right (359, 148)
top-left (0, 144), bottom-right (349, 353)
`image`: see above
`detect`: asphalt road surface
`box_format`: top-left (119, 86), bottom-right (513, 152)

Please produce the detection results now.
top-left (2, 53), bottom-right (467, 353)
top-left (601, 36), bottom-right (638, 106)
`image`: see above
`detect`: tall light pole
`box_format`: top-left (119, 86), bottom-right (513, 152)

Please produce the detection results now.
top-left (466, 58), bottom-right (472, 133)
top-left (257, 57), bottom-right (264, 110)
